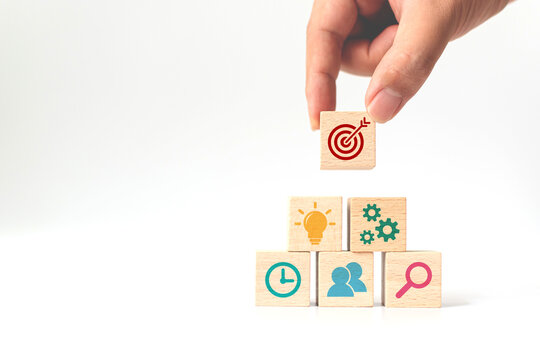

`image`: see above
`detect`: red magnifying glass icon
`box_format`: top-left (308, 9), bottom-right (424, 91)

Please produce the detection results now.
top-left (395, 262), bottom-right (432, 298)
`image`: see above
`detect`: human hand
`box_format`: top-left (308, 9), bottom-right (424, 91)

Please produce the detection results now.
top-left (306, 0), bottom-right (511, 129)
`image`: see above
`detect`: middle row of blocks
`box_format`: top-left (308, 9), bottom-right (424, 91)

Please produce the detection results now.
top-left (288, 197), bottom-right (406, 252)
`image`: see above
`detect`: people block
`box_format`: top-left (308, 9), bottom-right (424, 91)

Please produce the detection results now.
top-left (317, 252), bottom-right (373, 307)
top-left (255, 252), bottom-right (310, 306)
top-left (288, 196), bottom-right (342, 252)
top-left (320, 111), bottom-right (376, 170)
top-left (348, 197), bottom-right (406, 252)
top-left (382, 251), bottom-right (441, 308)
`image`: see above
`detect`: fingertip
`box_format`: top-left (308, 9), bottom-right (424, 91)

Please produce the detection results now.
top-left (369, 114), bottom-right (391, 124)
top-left (366, 88), bottom-right (403, 123)
top-left (309, 116), bottom-right (320, 131)
top-left (306, 73), bottom-right (334, 131)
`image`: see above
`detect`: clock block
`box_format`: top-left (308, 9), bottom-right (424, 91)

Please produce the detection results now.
top-left (348, 197), bottom-right (406, 252)
top-left (317, 251), bottom-right (374, 307)
top-left (320, 111), bottom-right (376, 170)
top-left (288, 196), bottom-right (342, 252)
top-left (382, 251), bottom-right (441, 308)
top-left (255, 251), bottom-right (310, 306)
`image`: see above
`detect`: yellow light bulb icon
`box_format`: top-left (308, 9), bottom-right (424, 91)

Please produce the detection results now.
top-left (295, 202), bottom-right (336, 246)
top-left (303, 211), bottom-right (327, 245)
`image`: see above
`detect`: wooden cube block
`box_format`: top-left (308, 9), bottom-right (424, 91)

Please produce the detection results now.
top-left (317, 252), bottom-right (373, 307)
top-left (288, 196), bottom-right (342, 252)
top-left (255, 252), bottom-right (310, 306)
top-left (348, 197), bottom-right (406, 252)
top-left (320, 111), bottom-right (376, 170)
top-left (382, 251), bottom-right (441, 308)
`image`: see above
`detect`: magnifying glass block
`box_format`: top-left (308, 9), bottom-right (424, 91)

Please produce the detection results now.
top-left (383, 251), bottom-right (442, 308)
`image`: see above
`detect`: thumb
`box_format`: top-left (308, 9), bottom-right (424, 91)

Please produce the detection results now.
top-left (366, 6), bottom-right (453, 123)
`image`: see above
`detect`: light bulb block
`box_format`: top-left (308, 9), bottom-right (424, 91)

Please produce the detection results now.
top-left (255, 251), bottom-right (310, 307)
top-left (320, 111), bottom-right (376, 170)
top-left (382, 251), bottom-right (441, 308)
top-left (288, 196), bottom-right (342, 252)
top-left (317, 252), bottom-right (374, 307)
top-left (348, 197), bottom-right (406, 252)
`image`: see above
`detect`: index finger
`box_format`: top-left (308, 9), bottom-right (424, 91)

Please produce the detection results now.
top-left (306, 0), bottom-right (358, 130)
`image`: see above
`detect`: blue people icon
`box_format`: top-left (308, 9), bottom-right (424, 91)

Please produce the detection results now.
top-left (327, 267), bottom-right (354, 297)
top-left (327, 262), bottom-right (367, 297)
top-left (346, 262), bottom-right (367, 293)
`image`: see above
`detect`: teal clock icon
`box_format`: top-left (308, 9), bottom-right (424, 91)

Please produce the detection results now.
top-left (265, 262), bottom-right (301, 298)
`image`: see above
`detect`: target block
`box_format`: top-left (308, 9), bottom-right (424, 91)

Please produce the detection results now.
top-left (317, 251), bottom-right (374, 307)
top-left (255, 251), bottom-right (311, 307)
top-left (288, 196), bottom-right (342, 252)
top-left (382, 251), bottom-right (441, 308)
top-left (348, 197), bottom-right (406, 252)
top-left (320, 111), bottom-right (376, 170)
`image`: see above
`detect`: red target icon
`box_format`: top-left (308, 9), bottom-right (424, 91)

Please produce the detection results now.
top-left (327, 117), bottom-right (370, 160)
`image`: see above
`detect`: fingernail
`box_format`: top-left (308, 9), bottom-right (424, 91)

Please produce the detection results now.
top-left (367, 88), bottom-right (402, 123)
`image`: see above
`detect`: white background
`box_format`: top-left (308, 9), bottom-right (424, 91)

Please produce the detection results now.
top-left (0, 1), bottom-right (539, 359)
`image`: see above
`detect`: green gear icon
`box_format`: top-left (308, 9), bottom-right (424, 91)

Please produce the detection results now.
top-left (375, 218), bottom-right (400, 242)
top-left (363, 204), bottom-right (381, 222)
top-left (359, 230), bottom-right (375, 245)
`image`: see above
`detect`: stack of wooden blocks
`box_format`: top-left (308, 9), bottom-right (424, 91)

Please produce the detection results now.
top-left (256, 112), bottom-right (441, 308)
top-left (256, 197), bottom-right (441, 307)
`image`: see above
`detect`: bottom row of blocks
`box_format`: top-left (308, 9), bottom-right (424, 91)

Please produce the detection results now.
top-left (256, 251), bottom-right (441, 308)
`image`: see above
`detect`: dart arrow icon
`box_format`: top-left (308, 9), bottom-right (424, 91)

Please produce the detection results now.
top-left (343, 117), bottom-right (370, 146)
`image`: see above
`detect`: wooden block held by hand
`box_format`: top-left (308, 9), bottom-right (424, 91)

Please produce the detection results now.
top-left (317, 252), bottom-right (374, 307)
top-left (255, 252), bottom-right (310, 307)
top-left (288, 196), bottom-right (342, 252)
top-left (348, 197), bottom-right (406, 252)
top-left (320, 111), bottom-right (376, 170)
top-left (382, 251), bottom-right (442, 308)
